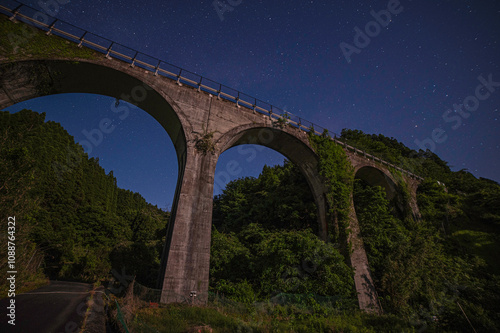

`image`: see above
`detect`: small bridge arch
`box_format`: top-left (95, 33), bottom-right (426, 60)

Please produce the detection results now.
top-left (215, 123), bottom-right (330, 241)
top-left (354, 166), bottom-right (398, 200)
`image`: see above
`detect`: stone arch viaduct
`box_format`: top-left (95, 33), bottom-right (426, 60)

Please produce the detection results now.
top-left (0, 8), bottom-right (422, 314)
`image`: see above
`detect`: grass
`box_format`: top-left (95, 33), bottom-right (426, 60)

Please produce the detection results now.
top-left (0, 15), bottom-right (98, 61)
top-left (125, 302), bottom-right (416, 333)
top-left (131, 306), bottom-right (253, 333)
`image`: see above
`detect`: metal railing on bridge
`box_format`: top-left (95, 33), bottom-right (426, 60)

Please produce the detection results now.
top-left (0, 0), bottom-right (423, 180)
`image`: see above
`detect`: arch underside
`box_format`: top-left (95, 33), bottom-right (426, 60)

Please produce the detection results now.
top-left (0, 59), bottom-right (187, 164)
top-left (355, 166), bottom-right (397, 200)
top-left (217, 125), bottom-right (330, 241)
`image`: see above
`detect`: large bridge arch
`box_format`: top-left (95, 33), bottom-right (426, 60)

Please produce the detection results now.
top-left (0, 59), bottom-right (191, 161)
top-left (215, 123), bottom-right (330, 240)
top-left (0, 58), bottom-right (205, 302)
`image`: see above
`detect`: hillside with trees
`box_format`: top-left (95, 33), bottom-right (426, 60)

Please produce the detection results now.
top-left (0, 109), bottom-right (169, 290)
top-left (210, 131), bottom-right (500, 331)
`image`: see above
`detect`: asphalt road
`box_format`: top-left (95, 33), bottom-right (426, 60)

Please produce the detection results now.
top-left (0, 280), bottom-right (95, 333)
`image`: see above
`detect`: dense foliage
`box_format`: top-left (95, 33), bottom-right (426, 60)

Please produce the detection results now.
top-left (0, 110), bottom-right (168, 288)
top-left (341, 128), bottom-right (457, 182)
top-left (348, 130), bottom-right (500, 331)
top-left (213, 129), bottom-right (500, 331)
top-left (211, 161), bottom-right (357, 305)
top-left (0, 15), bottom-right (97, 61)
top-left (129, 302), bottom-right (414, 333)
top-left (354, 180), bottom-right (462, 322)
top-left (308, 132), bottom-right (354, 243)
top-left (213, 161), bottom-right (318, 234)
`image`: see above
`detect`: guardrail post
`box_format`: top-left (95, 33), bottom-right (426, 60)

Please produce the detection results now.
top-left (130, 51), bottom-right (138, 67)
top-left (105, 42), bottom-right (114, 59)
top-left (45, 19), bottom-right (57, 35)
top-left (197, 77), bottom-right (203, 92)
top-left (176, 69), bottom-right (182, 85)
top-left (9, 4), bottom-right (23, 21)
top-left (154, 60), bottom-right (161, 76)
top-left (236, 92), bottom-right (240, 108)
top-left (77, 31), bottom-right (87, 48)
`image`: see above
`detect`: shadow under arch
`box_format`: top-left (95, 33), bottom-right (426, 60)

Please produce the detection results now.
top-left (215, 124), bottom-right (330, 241)
top-left (0, 59), bottom-right (192, 287)
top-left (354, 166), bottom-right (398, 200)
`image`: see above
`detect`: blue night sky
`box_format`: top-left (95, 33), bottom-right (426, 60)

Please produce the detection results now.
top-left (2, 0), bottom-right (500, 209)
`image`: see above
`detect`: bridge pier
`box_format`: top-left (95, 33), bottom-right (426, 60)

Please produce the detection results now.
top-left (159, 144), bottom-right (217, 304)
top-left (347, 196), bottom-right (382, 313)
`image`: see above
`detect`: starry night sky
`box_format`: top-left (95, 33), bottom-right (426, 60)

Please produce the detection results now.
top-left (3, 0), bottom-right (500, 209)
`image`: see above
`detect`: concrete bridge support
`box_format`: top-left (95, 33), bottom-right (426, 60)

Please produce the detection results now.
top-left (158, 144), bottom-right (218, 303)
top-left (347, 196), bottom-right (381, 313)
